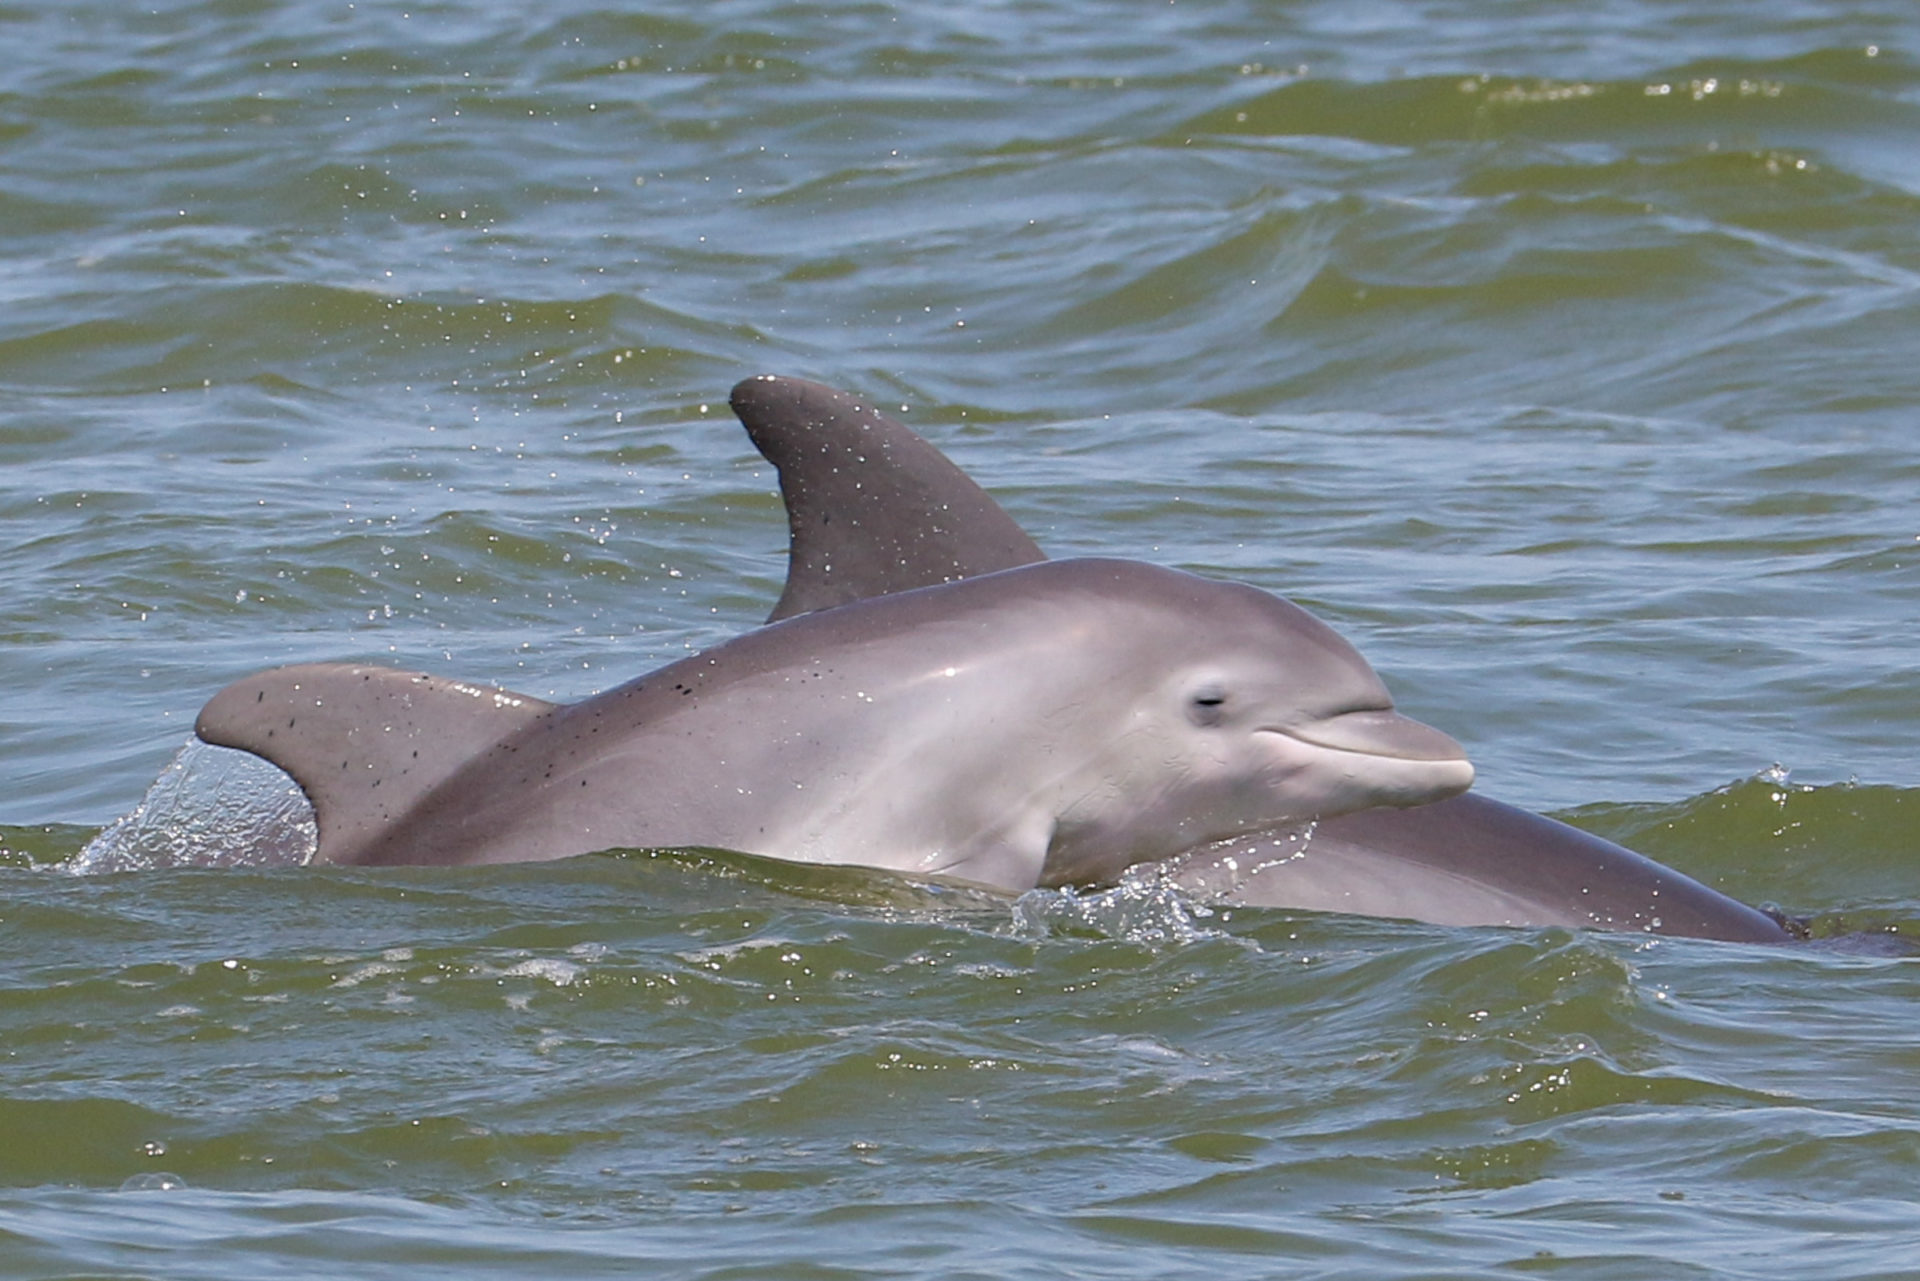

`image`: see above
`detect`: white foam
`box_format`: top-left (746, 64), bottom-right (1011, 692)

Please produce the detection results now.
top-left (69, 740), bottom-right (318, 873)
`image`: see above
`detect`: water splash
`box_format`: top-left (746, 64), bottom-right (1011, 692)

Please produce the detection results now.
top-left (1010, 860), bottom-right (1221, 947)
top-left (68, 740), bottom-right (317, 874)
top-left (1164, 823), bottom-right (1318, 900)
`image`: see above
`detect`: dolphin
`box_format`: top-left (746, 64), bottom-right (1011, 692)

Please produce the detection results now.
top-left (1168, 798), bottom-right (1793, 939)
top-left (724, 375), bottom-right (1794, 942)
top-left (195, 560), bottom-right (1473, 890)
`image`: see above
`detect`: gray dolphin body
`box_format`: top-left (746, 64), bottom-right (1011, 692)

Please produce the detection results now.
top-left (1170, 797), bottom-right (1788, 938)
top-left (726, 375), bottom-right (1792, 943)
top-left (197, 552), bottom-right (1471, 892)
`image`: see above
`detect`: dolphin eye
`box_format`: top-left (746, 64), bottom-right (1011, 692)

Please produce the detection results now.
top-left (1187, 686), bottom-right (1228, 726)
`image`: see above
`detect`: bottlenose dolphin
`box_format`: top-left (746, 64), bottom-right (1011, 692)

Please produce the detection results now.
top-left (195, 561), bottom-right (1472, 890)
top-left (1169, 798), bottom-right (1791, 939)
top-left (725, 375), bottom-right (1793, 942)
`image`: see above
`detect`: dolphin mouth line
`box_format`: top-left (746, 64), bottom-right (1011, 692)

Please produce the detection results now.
top-left (1257, 713), bottom-right (1471, 766)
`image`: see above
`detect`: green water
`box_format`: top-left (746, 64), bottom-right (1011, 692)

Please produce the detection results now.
top-left (3, 0), bottom-right (1919, 1276)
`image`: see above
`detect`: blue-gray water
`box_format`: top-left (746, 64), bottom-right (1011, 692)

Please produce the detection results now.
top-left (2, 1), bottom-right (1918, 1276)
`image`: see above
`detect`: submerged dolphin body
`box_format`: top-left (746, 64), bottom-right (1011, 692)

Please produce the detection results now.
top-left (196, 562), bottom-right (1472, 891)
top-left (725, 375), bottom-right (1792, 942)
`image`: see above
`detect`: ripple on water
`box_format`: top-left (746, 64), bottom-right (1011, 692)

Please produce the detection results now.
top-left (4, 0), bottom-right (1920, 1276)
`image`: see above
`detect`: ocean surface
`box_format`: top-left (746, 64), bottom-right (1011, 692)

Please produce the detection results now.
top-left (3, 0), bottom-right (1919, 1276)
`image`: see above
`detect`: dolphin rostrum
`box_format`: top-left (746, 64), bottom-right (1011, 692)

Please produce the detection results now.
top-left (195, 560), bottom-right (1472, 890)
top-left (723, 375), bottom-right (1793, 942)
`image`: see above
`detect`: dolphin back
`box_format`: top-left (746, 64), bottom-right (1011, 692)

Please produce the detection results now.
top-left (195, 663), bottom-right (557, 865)
top-left (1179, 794), bottom-right (1792, 942)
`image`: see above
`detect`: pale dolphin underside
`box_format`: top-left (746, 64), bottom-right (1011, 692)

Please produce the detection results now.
top-left (726, 375), bottom-right (1794, 943)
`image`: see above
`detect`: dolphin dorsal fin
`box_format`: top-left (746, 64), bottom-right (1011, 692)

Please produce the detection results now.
top-left (195, 663), bottom-right (556, 865)
top-left (729, 375), bottom-right (1046, 621)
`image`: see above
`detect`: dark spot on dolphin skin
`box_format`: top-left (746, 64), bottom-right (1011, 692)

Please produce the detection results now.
top-left (288, 717), bottom-right (297, 728)
top-left (256, 691), bottom-right (265, 703)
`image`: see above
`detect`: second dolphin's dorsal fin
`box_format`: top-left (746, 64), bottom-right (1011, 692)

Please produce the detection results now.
top-left (729, 375), bottom-right (1046, 621)
top-left (195, 663), bottom-right (557, 865)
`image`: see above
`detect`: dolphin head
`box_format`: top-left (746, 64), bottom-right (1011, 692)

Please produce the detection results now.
top-left (1032, 561), bottom-right (1473, 885)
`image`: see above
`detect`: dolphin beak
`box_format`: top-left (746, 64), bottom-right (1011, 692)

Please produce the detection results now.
top-left (1286, 709), bottom-right (1472, 768)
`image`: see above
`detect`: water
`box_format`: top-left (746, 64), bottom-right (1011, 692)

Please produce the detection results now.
top-left (3, 0), bottom-right (1919, 1275)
